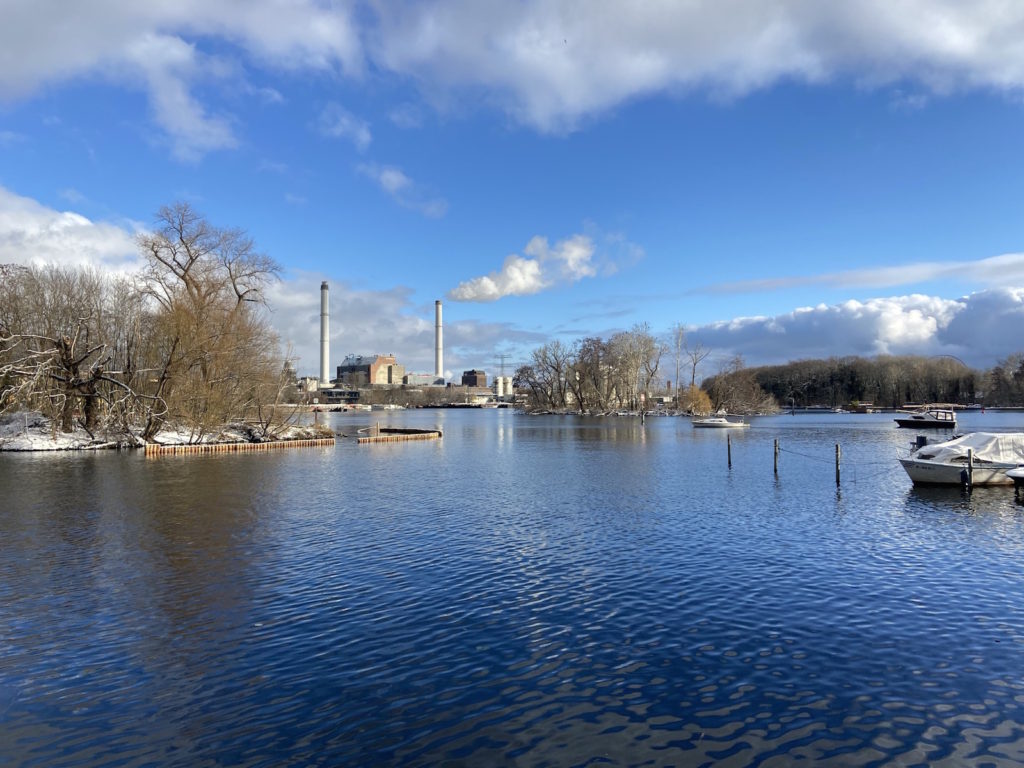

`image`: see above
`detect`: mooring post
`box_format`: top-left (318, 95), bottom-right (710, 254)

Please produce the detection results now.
top-left (774, 438), bottom-right (779, 475)
top-left (967, 447), bottom-right (974, 490)
top-left (727, 433), bottom-right (732, 468)
top-left (835, 443), bottom-right (841, 487)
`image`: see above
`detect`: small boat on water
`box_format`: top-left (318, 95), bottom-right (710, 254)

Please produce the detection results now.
top-left (692, 417), bottom-right (749, 429)
top-left (894, 408), bottom-right (957, 429)
top-left (899, 432), bottom-right (1024, 485)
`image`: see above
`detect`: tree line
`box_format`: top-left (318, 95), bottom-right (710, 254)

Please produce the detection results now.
top-left (0, 203), bottom-right (292, 443)
top-left (515, 331), bottom-right (1024, 414)
top-left (705, 353), bottom-right (1024, 409)
top-left (514, 323), bottom-right (724, 414)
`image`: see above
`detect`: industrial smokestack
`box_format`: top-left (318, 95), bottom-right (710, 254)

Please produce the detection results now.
top-left (320, 281), bottom-right (330, 387)
top-left (434, 300), bottom-right (443, 382)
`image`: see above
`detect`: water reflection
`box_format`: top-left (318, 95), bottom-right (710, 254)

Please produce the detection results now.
top-left (3, 411), bottom-right (1024, 766)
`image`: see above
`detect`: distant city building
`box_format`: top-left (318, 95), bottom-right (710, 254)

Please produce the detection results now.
top-left (461, 369), bottom-right (487, 387)
top-left (337, 354), bottom-right (406, 387)
top-left (319, 388), bottom-right (360, 404)
top-left (297, 376), bottom-right (321, 393)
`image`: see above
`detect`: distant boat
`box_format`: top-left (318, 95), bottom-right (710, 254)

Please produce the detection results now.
top-left (900, 432), bottom-right (1024, 485)
top-left (894, 408), bottom-right (957, 429)
top-left (692, 417), bottom-right (749, 429)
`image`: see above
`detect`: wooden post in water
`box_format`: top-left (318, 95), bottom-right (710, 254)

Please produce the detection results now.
top-left (967, 447), bottom-right (974, 490)
top-left (774, 438), bottom-right (779, 475)
top-left (835, 443), bottom-right (841, 487)
top-left (727, 433), bottom-right (732, 468)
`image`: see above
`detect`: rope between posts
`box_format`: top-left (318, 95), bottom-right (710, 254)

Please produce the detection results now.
top-left (778, 446), bottom-right (832, 464)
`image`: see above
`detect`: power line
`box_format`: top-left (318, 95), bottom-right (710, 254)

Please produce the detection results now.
top-left (494, 353), bottom-right (512, 378)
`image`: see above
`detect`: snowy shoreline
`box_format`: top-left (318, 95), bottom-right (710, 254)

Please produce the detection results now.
top-left (0, 411), bottom-right (333, 452)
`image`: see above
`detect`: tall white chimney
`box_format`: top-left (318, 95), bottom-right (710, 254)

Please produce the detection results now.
top-left (320, 281), bottom-right (330, 387)
top-left (434, 300), bottom-right (443, 382)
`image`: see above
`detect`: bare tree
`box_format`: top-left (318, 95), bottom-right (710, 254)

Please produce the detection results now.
top-left (685, 337), bottom-right (711, 388)
top-left (669, 322), bottom-right (686, 408)
top-left (0, 265), bottom-right (154, 439)
top-left (136, 202), bottom-right (282, 441)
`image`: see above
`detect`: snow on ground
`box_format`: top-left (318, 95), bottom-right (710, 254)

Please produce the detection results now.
top-left (0, 411), bottom-right (115, 451)
top-left (1, 411), bottom-right (333, 451)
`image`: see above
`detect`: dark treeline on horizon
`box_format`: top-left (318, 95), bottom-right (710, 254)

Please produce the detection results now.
top-left (707, 353), bottom-right (1024, 409)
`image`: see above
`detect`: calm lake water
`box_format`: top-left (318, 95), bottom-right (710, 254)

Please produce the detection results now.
top-left (4, 409), bottom-right (1024, 767)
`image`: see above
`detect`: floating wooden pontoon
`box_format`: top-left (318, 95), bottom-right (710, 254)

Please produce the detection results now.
top-left (144, 437), bottom-right (336, 456)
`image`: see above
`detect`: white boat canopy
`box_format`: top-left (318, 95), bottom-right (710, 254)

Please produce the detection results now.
top-left (915, 432), bottom-right (1024, 465)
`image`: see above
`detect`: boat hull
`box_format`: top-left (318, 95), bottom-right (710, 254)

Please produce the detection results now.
top-left (894, 418), bottom-right (957, 429)
top-left (899, 458), bottom-right (1015, 485)
top-left (692, 419), bottom-right (748, 429)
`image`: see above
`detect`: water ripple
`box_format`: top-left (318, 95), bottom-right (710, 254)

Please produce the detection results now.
top-left (4, 412), bottom-right (1024, 765)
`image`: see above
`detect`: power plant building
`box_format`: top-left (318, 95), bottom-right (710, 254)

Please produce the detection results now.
top-left (493, 376), bottom-right (513, 399)
top-left (337, 354), bottom-right (406, 387)
top-left (461, 370), bottom-right (487, 388)
top-left (404, 372), bottom-right (438, 386)
top-left (313, 284), bottom-right (447, 389)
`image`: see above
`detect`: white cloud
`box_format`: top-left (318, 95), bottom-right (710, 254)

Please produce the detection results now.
top-left (449, 232), bottom-right (603, 302)
top-left (0, 185), bottom-right (142, 272)
top-left (121, 33), bottom-right (237, 161)
top-left (369, 0), bottom-right (1024, 132)
top-left (357, 163), bottom-right (448, 217)
top-left (0, 1), bottom-right (362, 160)
top-left (317, 102), bottom-right (372, 151)
top-left (5, 2), bottom-right (1024, 154)
top-left (449, 255), bottom-right (547, 302)
top-left (701, 252), bottom-right (1024, 294)
top-left (688, 290), bottom-right (1024, 369)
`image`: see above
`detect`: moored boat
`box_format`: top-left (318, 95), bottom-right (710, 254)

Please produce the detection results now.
top-left (894, 408), bottom-right (957, 429)
top-left (692, 417), bottom-right (749, 429)
top-left (899, 432), bottom-right (1024, 485)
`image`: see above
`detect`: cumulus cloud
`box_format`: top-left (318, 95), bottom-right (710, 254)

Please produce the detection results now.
top-left (5, 2), bottom-right (1024, 154)
top-left (0, 185), bottom-right (142, 272)
top-left (317, 102), bottom-right (372, 151)
top-left (369, 0), bottom-right (1024, 132)
top-left (449, 233), bottom-right (600, 302)
top-left (688, 289), bottom-right (1024, 369)
top-left (0, 1), bottom-right (361, 159)
top-left (357, 163), bottom-right (448, 218)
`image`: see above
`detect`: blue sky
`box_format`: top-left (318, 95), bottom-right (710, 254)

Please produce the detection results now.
top-left (3, 1), bottom-right (1024, 381)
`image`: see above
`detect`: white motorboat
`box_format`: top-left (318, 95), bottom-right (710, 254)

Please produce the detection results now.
top-left (692, 417), bottom-right (749, 429)
top-left (899, 432), bottom-right (1024, 485)
top-left (894, 408), bottom-right (957, 429)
